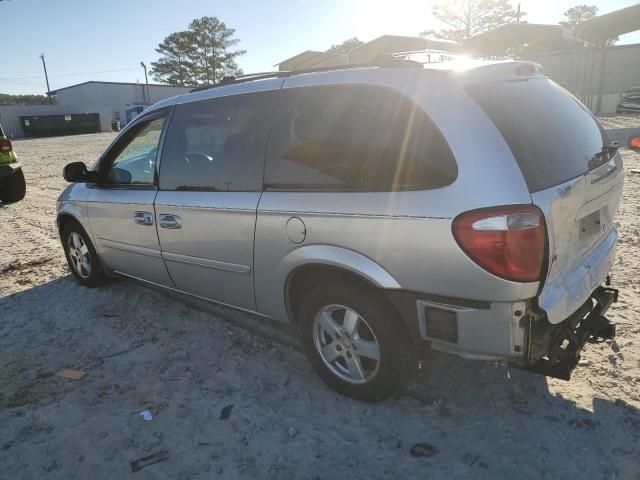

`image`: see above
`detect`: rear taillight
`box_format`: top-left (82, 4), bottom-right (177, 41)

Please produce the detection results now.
top-left (0, 139), bottom-right (11, 153)
top-left (452, 205), bottom-right (546, 282)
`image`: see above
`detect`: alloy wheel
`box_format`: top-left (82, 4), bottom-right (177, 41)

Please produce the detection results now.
top-left (312, 304), bottom-right (381, 384)
top-left (68, 232), bottom-right (91, 279)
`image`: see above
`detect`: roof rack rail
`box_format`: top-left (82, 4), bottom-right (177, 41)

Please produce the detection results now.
top-left (189, 55), bottom-right (423, 93)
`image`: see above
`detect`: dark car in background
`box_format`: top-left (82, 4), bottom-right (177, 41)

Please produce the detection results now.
top-left (0, 122), bottom-right (26, 204)
top-left (616, 86), bottom-right (640, 114)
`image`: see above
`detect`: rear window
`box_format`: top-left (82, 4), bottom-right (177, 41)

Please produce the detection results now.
top-left (466, 79), bottom-right (609, 192)
top-left (265, 85), bottom-right (457, 191)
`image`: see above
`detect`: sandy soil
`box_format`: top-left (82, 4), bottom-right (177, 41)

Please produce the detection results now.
top-left (1, 130), bottom-right (639, 479)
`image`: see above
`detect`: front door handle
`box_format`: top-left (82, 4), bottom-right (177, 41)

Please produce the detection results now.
top-left (134, 211), bottom-right (154, 226)
top-left (159, 214), bottom-right (182, 229)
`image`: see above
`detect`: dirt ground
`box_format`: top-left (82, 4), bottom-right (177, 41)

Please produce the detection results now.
top-left (1, 127), bottom-right (639, 480)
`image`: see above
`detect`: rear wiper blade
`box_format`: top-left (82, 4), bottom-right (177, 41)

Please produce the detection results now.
top-left (605, 141), bottom-right (619, 156)
top-left (593, 142), bottom-right (619, 160)
top-left (589, 142), bottom-right (619, 169)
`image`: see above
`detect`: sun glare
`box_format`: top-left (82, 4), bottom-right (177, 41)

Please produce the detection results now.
top-left (352, 0), bottom-right (434, 40)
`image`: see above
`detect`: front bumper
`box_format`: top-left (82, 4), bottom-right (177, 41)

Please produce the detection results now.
top-left (0, 162), bottom-right (22, 178)
top-left (516, 283), bottom-right (618, 380)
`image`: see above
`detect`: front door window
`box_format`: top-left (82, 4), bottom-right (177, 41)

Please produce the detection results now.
top-left (105, 117), bottom-right (165, 185)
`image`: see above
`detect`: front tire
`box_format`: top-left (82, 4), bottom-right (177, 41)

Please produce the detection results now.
top-left (62, 222), bottom-right (108, 287)
top-left (298, 281), bottom-right (409, 402)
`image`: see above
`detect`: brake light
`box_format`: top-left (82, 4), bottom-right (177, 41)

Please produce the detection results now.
top-left (452, 205), bottom-right (546, 282)
top-left (0, 139), bottom-right (11, 153)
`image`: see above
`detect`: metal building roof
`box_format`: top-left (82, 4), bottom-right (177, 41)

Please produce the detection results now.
top-left (48, 81), bottom-right (193, 95)
top-left (463, 23), bottom-right (571, 56)
top-left (574, 3), bottom-right (640, 42)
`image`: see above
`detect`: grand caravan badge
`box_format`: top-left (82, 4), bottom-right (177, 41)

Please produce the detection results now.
top-left (557, 184), bottom-right (572, 197)
top-left (591, 164), bottom-right (618, 185)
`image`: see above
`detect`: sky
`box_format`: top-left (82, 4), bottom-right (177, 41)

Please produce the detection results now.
top-left (1, 0), bottom-right (639, 95)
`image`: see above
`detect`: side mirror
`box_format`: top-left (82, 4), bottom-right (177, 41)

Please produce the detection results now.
top-left (63, 162), bottom-right (95, 183)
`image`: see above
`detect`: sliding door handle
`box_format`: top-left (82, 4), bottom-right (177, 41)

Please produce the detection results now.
top-left (159, 214), bottom-right (182, 229)
top-left (134, 211), bottom-right (154, 226)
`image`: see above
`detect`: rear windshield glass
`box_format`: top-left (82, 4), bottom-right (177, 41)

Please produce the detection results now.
top-left (466, 78), bottom-right (610, 192)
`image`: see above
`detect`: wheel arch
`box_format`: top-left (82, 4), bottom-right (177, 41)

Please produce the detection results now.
top-left (280, 245), bottom-right (402, 325)
top-left (56, 212), bottom-right (81, 237)
top-left (57, 210), bottom-right (114, 279)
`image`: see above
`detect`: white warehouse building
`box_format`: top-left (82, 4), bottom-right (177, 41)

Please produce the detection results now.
top-left (50, 81), bottom-right (193, 126)
top-left (0, 81), bottom-right (193, 137)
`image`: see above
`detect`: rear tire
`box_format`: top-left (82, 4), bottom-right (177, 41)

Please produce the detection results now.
top-left (298, 281), bottom-right (409, 402)
top-left (0, 168), bottom-right (26, 204)
top-left (62, 222), bottom-right (108, 287)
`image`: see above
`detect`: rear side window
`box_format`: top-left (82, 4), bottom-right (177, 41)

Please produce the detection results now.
top-left (466, 79), bottom-right (610, 192)
top-left (265, 85), bottom-right (457, 191)
top-left (159, 91), bottom-right (274, 191)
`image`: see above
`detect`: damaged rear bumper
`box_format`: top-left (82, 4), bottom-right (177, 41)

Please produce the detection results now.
top-left (515, 282), bottom-right (618, 380)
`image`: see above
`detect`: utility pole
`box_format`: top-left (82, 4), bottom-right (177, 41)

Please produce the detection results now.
top-left (40, 53), bottom-right (52, 104)
top-left (516, 3), bottom-right (522, 23)
top-left (140, 61), bottom-right (150, 104)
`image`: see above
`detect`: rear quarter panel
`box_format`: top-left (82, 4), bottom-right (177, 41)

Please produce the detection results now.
top-left (254, 69), bottom-right (538, 322)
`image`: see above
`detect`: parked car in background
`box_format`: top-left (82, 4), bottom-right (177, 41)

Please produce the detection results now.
top-left (616, 86), bottom-right (640, 114)
top-left (0, 122), bottom-right (26, 204)
top-left (57, 60), bottom-right (622, 401)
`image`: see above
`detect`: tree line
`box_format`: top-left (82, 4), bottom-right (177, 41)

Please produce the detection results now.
top-left (421, 1), bottom-right (611, 52)
top-left (0, 93), bottom-right (52, 105)
top-left (0, 3), bottom-right (611, 101)
top-left (151, 3), bottom-right (605, 88)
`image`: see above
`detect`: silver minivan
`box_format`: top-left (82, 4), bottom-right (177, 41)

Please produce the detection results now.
top-left (58, 60), bottom-right (623, 401)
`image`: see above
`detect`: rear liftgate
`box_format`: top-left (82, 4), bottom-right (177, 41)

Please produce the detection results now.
top-left (519, 280), bottom-right (618, 381)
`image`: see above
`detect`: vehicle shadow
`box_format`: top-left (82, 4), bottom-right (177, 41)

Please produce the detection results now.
top-left (1, 276), bottom-right (638, 479)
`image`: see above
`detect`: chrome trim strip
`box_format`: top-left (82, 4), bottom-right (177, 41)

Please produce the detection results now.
top-left (86, 199), bottom-right (155, 205)
top-left (162, 251), bottom-right (251, 274)
top-left (157, 204), bottom-right (256, 213)
top-left (258, 209), bottom-right (450, 220)
top-left (98, 238), bottom-right (163, 259)
top-left (112, 271), bottom-right (274, 320)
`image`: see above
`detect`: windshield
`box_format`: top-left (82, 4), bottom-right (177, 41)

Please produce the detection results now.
top-left (465, 78), bottom-right (610, 192)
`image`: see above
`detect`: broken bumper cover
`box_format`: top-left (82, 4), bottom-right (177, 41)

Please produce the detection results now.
top-left (517, 284), bottom-right (618, 380)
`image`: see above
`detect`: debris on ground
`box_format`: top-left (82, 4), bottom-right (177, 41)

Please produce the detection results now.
top-left (139, 410), bottom-right (153, 421)
top-left (55, 369), bottom-right (86, 380)
top-left (1, 131), bottom-right (639, 479)
top-left (130, 450), bottom-right (170, 473)
top-left (410, 443), bottom-right (438, 458)
top-left (219, 404), bottom-right (234, 420)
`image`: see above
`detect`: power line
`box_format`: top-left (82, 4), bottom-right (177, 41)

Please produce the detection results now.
top-left (0, 66), bottom-right (142, 81)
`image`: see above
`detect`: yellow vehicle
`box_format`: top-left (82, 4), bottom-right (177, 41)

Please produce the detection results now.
top-left (0, 122), bottom-right (26, 204)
